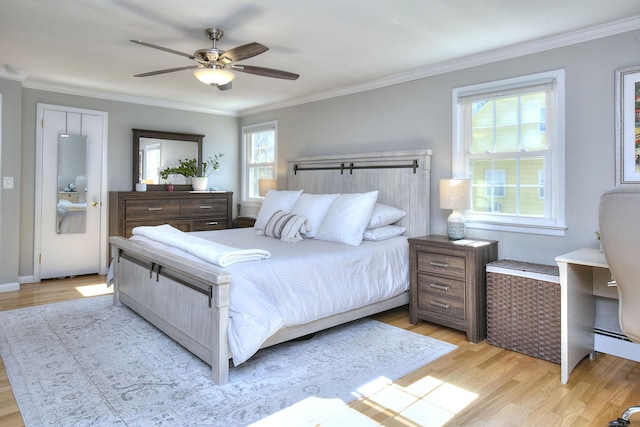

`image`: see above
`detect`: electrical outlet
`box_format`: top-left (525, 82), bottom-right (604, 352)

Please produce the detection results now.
top-left (3, 176), bottom-right (14, 189)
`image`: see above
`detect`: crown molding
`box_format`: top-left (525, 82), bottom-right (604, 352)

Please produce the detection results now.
top-left (9, 15), bottom-right (640, 118)
top-left (0, 65), bottom-right (28, 82)
top-left (20, 80), bottom-right (239, 117)
top-left (239, 15), bottom-right (640, 116)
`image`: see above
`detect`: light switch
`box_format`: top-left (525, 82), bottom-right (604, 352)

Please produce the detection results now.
top-left (3, 176), bottom-right (14, 189)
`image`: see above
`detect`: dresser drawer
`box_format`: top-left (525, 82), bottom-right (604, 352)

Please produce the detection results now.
top-left (417, 273), bottom-right (465, 300)
top-left (125, 200), bottom-right (181, 220)
top-left (418, 292), bottom-right (466, 320)
top-left (416, 251), bottom-right (466, 279)
top-left (191, 218), bottom-right (229, 231)
top-left (181, 198), bottom-right (228, 218)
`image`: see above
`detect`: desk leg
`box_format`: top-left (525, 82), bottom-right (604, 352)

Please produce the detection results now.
top-left (558, 261), bottom-right (596, 384)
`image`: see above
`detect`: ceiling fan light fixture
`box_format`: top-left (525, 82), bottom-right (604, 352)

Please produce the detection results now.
top-left (193, 68), bottom-right (235, 86)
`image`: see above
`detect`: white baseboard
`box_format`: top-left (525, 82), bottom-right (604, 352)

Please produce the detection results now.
top-left (19, 275), bottom-right (35, 284)
top-left (0, 282), bottom-right (20, 293)
top-left (595, 333), bottom-right (640, 362)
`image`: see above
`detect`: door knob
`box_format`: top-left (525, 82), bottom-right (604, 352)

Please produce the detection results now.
top-left (91, 202), bottom-right (99, 207)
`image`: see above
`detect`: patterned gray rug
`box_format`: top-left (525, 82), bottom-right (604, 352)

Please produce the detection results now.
top-left (0, 296), bottom-right (456, 426)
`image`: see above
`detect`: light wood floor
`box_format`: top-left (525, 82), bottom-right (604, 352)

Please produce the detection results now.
top-left (0, 276), bottom-right (638, 426)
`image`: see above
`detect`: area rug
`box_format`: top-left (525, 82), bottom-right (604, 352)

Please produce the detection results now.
top-left (0, 296), bottom-right (456, 426)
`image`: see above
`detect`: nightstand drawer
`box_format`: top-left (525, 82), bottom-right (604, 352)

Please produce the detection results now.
top-left (417, 273), bottom-right (465, 299)
top-left (416, 251), bottom-right (466, 279)
top-left (125, 200), bottom-right (181, 219)
top-left (418, 293), bottom-right (465, 320)
top-left (181, 199), bottom-right (228, 218)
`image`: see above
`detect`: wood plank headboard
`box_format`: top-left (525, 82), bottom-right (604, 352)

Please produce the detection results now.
top-left (287, 149), bottom-right (432, 237)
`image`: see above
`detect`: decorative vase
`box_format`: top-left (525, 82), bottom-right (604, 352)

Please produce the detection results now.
top-left (191, 177), bottom-right (208, 191)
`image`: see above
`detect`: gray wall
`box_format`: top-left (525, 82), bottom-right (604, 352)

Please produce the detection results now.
top-left (0, 79), bottom-right (23, 286)
top-left (1, 28), bottom-right (638, 285)
top-left (241, 29), bottom-right (640, 265)
top-left (13, 89), bottom-right (239, 280)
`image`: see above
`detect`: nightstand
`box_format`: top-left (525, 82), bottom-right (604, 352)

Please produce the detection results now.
top-left (408, 235), bottom-right (498, 343)
top-left (236, 216), bottom-right (256, 228)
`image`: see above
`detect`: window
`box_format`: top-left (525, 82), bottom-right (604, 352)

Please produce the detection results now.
top-left (242, 121), bottom-right (277, 200)
top-left (452, 70), bottom-right (565, 236)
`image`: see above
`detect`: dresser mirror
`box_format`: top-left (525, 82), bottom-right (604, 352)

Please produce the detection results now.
top-left (132, 129), bottom-right (204, 191)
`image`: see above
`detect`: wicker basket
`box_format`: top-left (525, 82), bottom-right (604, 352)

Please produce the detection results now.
top-left (486, 260), bottom-right (561, 364)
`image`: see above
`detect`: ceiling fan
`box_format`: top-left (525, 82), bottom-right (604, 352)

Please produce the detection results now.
top-left (130, 28), bottom-right (299, 90)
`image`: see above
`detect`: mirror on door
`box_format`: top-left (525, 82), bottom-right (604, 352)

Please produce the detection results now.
top-left (57, 134), bottom-right (87, 234)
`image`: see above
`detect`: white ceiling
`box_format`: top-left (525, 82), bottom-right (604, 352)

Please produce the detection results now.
top-left (3, 0), bottom-right (640, 116)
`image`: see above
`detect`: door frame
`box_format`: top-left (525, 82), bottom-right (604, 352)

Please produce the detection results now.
top-left (34, 103), bottom-right (109, 281)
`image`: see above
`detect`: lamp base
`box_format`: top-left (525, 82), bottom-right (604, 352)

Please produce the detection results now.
top-left (447, 210), bottom-right (466, 240)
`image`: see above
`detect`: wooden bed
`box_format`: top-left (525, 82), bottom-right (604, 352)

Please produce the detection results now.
top-left (109, 149), bottom-right (432, 384)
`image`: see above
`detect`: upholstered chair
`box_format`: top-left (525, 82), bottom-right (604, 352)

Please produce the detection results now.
top-left (599, 186), bottom-right (640, 427)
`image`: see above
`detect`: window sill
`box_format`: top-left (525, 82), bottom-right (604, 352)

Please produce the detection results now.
top-left (465, 219), bottom-right (567, 237)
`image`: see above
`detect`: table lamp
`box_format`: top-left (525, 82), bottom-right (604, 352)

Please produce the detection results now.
top-left (258, 178), bottom-right (278, 197)
top-left (439, 178), bottom-right (470, 240)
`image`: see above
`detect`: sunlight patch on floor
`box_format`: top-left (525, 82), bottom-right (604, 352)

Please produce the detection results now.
top-left (75, 282), bottom-right (113, 297)
top-left (249, 374), bottom-right (478, 426)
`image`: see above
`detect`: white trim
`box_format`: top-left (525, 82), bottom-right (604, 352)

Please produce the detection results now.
top-left (452, 69), bottom-right (566, 236)
top-left (241, 121), bottom-right (278, 201)
top-left (6, 16), bottom-right (639, 117)
top-left (23, 80), bottom-right (238, 117)
top-left (34, 103), bottom-right (109, 281)
top-left (0, 282), bottom-right (20, 293)
top-left (240, 15), bottom-right (640, 116)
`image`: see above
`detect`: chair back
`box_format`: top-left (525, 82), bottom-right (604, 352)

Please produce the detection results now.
top-left (599, 186), bottom-right (640, 343)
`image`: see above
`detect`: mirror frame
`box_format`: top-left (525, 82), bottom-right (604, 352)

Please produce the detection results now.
top-left (132, 128), bottom-right (204, 191)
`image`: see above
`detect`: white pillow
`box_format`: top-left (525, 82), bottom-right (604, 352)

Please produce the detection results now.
top-left (315, 191), bottom-right (379, 246)
top-left (367, 203), bottom-right (406, 229)
top-left (363, 225), bottom-right (406, 241)
top-left (254, 189), bottom-right (303, 230)
top-left (291, 193), bottom-right (339, 238)
top-left (259, 210), bottom-right (310, 242)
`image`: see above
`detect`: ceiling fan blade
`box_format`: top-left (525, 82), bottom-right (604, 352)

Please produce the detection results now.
top-left (216, 82), bottom-right (233, 91)
top-left (234, 65), bottom-right (299, 80)
top-left (134, 65), bottom-right (198, 77)
top-left (218, 42), bottom-right (269, 64)
top-left (130, 40), bottom-right (195, 60)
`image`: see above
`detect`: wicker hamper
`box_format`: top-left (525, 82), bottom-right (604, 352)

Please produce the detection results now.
top-left (486, 259), bottom-right (561, 364)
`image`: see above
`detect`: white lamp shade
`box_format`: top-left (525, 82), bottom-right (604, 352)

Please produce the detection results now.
top-left (439, 179), bottom-right (470, 210)
top-left (440, 178), bottom-right (470, 240)
top-left (193, 68), bottom-right (235, 86)
top-left (258, 178), bottom-right (278, 196)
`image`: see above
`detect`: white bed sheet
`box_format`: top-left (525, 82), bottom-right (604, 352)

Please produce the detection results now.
top-left (129, 227), bottom-right (409, 365)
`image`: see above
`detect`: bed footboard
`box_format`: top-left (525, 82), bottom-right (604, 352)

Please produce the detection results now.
top-left (109, 236), bottom-right (232, 384)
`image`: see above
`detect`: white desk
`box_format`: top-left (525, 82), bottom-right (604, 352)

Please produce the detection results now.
top-left (556, 248), bottom-right (640, 384)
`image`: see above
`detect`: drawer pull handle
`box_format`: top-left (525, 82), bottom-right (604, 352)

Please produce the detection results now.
top-left (430, 301), bottom-right (450, 309)
top-left (429, 261), bottom-right (449, 268)
top-left (206, 221), bottom-right (218, 225)
top-left (147, 207), bottom-right (162, 211)
top-left (429, 283), bottom-right (450, 291)
top-left (199, 205), bottom-right (213, 209)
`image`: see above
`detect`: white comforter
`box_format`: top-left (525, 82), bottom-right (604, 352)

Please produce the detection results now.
top-left (130, 228), bottom-right (409, 365)
top-left (132, 224), bottom-right (271, 267)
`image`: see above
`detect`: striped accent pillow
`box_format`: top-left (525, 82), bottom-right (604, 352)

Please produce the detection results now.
top-left (262, 210), bottom-right (310, 242)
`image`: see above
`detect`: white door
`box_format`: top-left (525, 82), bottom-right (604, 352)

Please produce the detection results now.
top-left (35, 104), bottom-right (108, 280)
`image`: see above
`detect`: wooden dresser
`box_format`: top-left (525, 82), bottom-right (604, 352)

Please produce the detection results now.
top-left (109, 191), bottom-right (233, 237)
top-left (408, 235), bottom-right (498, 343)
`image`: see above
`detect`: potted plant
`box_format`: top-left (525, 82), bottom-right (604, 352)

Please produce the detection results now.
top-left (160, 154), bottom-right (224, 191)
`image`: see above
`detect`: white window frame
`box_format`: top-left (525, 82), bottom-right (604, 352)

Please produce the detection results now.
top-left (241, 121), bottom-right (277, 201)
top-left (452, 69), bottom-right (566, 236)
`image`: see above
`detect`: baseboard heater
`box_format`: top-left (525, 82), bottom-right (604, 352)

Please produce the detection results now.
top-left (594, 327), bottom-right (631, 342)
top-left (594, 327), bottom-right (640, 362)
